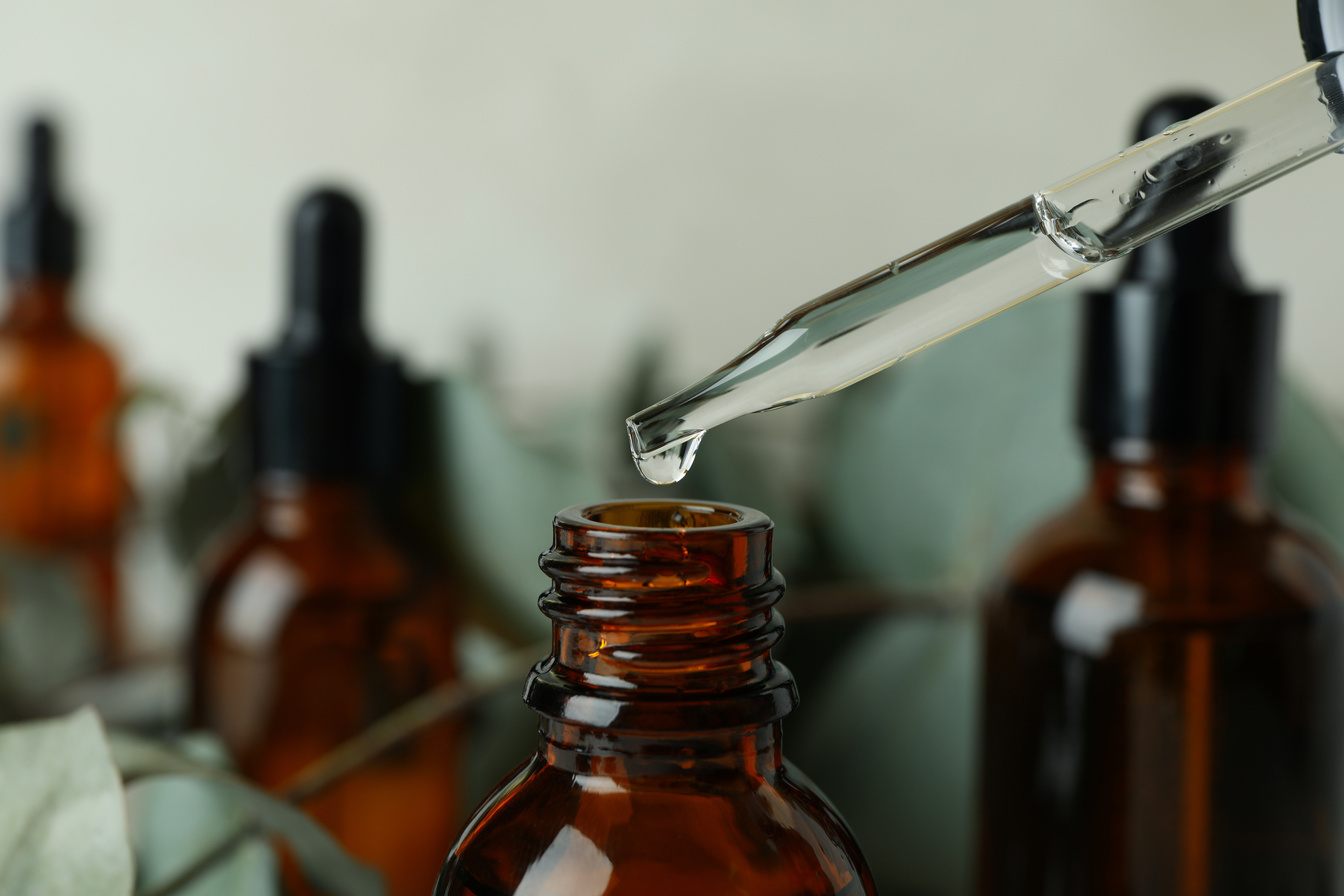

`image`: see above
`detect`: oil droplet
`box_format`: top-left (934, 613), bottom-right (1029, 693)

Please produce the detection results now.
top-left (1219, 133), bottom-right (1233, 144)
top-left (1162, 120), bottom-right (1188, 135)
top-left (1143, 169), bottom-right (1160, 184)
top-left (1135, 190), bottom-right (1146, 200)
top-left (1118, 192), bottom-right (1131, 206)
top-left (630, 429), bottom-right (706, 485)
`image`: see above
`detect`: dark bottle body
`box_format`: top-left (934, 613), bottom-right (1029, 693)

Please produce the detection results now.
top-left (192, 477), bottom-right (461, 896)
top-left (0, 276), bottom-right (126, 655)
top-left (436, 500), bottom-right (876, 896)
top-left (978, 453), bottom-right (1344, 895)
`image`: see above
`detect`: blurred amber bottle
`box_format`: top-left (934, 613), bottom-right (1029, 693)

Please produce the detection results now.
top-left (0, 118), bottom-right (128, 660)
top-left (436, 500), bottom-right (877, 896)
top-left (191, 188), bottom-right (460, 896)
top-left (977, 95), bottom-right (1344, 895)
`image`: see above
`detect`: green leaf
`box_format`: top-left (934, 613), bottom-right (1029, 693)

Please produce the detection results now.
top-left (814, 290), bottom-right (1083, 597)
top-left (112, 733), bottom-right (385, 896)
top-left (0, 548), bottom-right (100, 714)
top-left (0, 707), bottom-right (133, 896)
top-left (158, 397), bottom-right (248, 567)
top-left (789, 613), bottom-right (976, 896)
top-left (128, 777), bottom-right (278, 896)
top-left (431, 376), bottom-right (605, 640)
top-left (1267, 380), bottom-right (1344, 560)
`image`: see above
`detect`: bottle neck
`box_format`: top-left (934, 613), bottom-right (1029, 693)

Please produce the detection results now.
top-left (540, 718), bottom-right (785, 781)
top-left (1087, 441), bottom-right (1263, 508)
top-left (525, 502), bottom-right (799, 737)
top-left (6, 276), bottom-right (73, 328)
top-left (252, 473), bottom-right (381, 542)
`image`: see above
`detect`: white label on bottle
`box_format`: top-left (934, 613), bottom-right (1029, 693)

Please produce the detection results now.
top-left (1053, 571), bottom-right (1143, 658)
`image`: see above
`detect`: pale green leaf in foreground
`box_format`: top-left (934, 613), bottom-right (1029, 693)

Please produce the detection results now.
top-left (0, 707), bottom-right (133, 896)
top-left (112, 733), bottom-right (385, 896)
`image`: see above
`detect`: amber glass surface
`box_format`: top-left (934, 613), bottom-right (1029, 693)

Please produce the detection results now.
top-left (0, 276), bottom-right (127, 656)
top-left (437, 500), bottom-right (876, 896)
top-left (978, 450), bottom-right (1344, 896)
top-left (192, 476), bottom-right (461, 896)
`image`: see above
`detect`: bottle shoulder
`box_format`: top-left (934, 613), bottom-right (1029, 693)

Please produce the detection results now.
top-left (441, 756), bottom-right (875, 896)
top-left (995, 492), bottom-right (1344, 617)
top-left (0, 324), bottom-right (120, 388)
top-left (194, 517), bottom-right (456, 649)
top-left (200, 513), bottom-right (415, 593)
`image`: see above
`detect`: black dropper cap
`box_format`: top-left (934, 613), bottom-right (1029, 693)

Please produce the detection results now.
top-left (1299, 0), bottom-right (1344, 58)
top-left (4, 117), bottom-right (77, 281)
top-left (1077, 93), bottom-right (1280, 453)
top-left (247, 187), bottom-right (404, 480)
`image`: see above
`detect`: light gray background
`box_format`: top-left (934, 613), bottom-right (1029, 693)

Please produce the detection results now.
top-left (0, 1), bottom-right (1336, 416)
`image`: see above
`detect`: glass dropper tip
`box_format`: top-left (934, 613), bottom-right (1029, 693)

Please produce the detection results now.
top-left (626, 417), bottom-right (705, 485)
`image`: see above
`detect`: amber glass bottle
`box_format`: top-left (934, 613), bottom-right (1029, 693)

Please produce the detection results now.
top-left (977, 94), bottom-right (1344, 896)
top-left (0, 118), bottom-right (127, 659)
top-left (191, 188), bottom-right (460, 896)
top-left (436, 500), bottom-right (877, 896)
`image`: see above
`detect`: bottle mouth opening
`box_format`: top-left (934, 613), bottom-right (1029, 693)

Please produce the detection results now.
top-left (577, 500), bottom-right (750, 531)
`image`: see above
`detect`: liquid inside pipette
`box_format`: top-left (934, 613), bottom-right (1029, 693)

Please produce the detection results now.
top-left (628, 53), bottom-right (1344, 485)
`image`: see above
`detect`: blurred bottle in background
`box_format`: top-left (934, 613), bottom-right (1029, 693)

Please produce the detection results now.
top-left (190, 187), bottom-right (462, 896)
top-left (977, 94), bottom-right (1344, 895)
top-left (0, 117), bottom-right (129, 664)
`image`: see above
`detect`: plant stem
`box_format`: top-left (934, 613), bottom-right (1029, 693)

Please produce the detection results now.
top-left (140, 642), bottom-right (542, 896)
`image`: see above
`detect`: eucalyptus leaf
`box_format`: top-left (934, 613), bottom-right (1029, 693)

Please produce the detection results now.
top-left (432, 376), bottom-right (604, 640)
top-left (160, 398), bottom-right (248, 568)
top-left (1267, 380), bottom-right (1344, 560)
top-left (113, 733), bottom-right (384, 896)
top-left (0, 707), bottom-right (133, 896)
top-left (128, 776), bottom-right (277, 896)
top-left (0, 547), bottom-right (100, 715)
top-left (791, 613), bottom-right (976, 896)
top-left (455, 627), bottom-right (542, 810)
top-left (815, 290), bottom-right (1083, 598)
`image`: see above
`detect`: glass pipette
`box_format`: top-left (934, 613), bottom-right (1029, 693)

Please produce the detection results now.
top-left (626, 53), bottom-right (1344, 485)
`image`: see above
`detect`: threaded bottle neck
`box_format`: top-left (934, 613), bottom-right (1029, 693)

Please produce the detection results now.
top-left (524, 501), bottom-right (798, 733)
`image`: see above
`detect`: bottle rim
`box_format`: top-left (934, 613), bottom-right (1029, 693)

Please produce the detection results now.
top-left (556, 499), bottom-right (769, 534)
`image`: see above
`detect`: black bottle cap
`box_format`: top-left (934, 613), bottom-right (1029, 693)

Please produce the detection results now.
top-left (1299, 0), bottom-right (1344, 58)
top-left (248, 187), bottom-right (404, 480)
top-left (1077, 93), bottom-right (1280, 454)
top-left (4, 117), bottom-right (77, 281)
